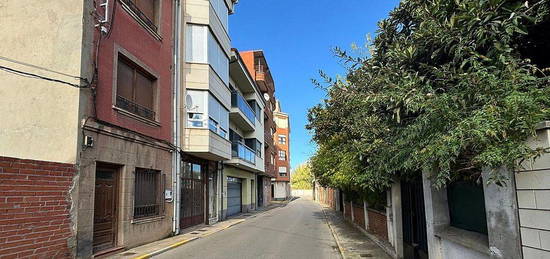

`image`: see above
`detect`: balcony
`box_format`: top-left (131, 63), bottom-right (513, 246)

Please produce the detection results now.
top-left (255, 65), bottom-right (274, 92)
top-left (226, 142), bottom-right (262, 172)
top-left (232, 142), bottom-right (255, 164)
top-left (116, 95), bottom-right (156, 121)
top-left (230, 91), bottom-right (255, 132)
top-left (183, 128), bottom-right (231, 161)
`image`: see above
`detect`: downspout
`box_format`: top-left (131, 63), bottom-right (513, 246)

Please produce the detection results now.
top-left (172, 0), bottom-right (182, 235)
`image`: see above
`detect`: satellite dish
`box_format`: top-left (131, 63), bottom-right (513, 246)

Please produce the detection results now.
top-left (186, 94), bottom-right (193, 109)
top-left (264, 93), bottom-right (270, 101)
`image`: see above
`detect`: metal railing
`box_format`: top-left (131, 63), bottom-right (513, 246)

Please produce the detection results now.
top-left (232, 142), bottom-right (256, 165)
top-left (231, 91), bottom-right (255, 124)
top-left (120, 0), bottom-right (158, 31)
top-left (116, 95), bottom-right (156, 120)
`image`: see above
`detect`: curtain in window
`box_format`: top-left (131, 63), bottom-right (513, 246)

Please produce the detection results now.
top-left (186, 25), bottom-right (207, 63)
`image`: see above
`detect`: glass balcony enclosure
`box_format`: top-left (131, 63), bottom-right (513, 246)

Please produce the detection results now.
top-left (231, 90), bottom-right (255, 124)
top-left (232, 142), bottom-right (256, 164)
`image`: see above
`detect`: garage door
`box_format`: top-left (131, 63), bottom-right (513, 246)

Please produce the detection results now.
top-left (227, 177), bottom-right (242, 217)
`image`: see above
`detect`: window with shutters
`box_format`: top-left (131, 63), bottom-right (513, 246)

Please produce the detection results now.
top-left (116, 55), bottom-right (157, 121)
top-left (121, 0), bottom-right (159, 32)
top-left (134, 168), bottom-right (164, 219)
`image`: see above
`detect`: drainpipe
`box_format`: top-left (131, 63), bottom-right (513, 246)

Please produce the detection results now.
top-left (172, 0), bottom-right (182, 235)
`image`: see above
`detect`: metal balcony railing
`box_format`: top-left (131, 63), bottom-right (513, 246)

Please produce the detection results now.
top-left (116, 95), bottom-right (156, 120)
top-left (232, 142), bottom-right (256, 165)
top-left (231, 91), bottom-right (256, 124)
top-left (120, 0), bottom-right (158, 31)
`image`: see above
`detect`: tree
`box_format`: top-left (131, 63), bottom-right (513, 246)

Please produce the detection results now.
top-left (307, 0), bottom-right (550, 191)
top-left (291, 163), bottom-right (314, 190)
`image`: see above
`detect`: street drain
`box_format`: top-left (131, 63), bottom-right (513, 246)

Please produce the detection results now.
top-left (197, 229), bottom-right (207, 232)
top-left (360, 254), bottom-right (373, 257)
top-left (121, 252), bottom-right (137, 256)
top-left (190, 232), bottom-right (200, 234)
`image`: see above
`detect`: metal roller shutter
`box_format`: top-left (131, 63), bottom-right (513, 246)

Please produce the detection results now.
top-left (227, 177), bottom-right (242, 217)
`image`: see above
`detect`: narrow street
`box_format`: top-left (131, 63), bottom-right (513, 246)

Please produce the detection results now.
top-left (156, 198), bottom-right (341, 259)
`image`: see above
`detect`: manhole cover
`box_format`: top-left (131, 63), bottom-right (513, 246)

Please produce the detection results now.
top-left (121, 252), bottom-right (137, 256)
top-left (360, 254), bottom-right (373, 257)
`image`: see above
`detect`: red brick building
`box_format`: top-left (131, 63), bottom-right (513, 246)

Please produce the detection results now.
top-left (273, 100), bottom-right (291, 200)
top-left (0, 0), bottom-right (175, 257)
top-left (240, 50), bottom-right (277, 206)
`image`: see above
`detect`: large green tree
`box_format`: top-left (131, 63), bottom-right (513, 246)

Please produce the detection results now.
top-left (291, 163), bottom-right (314, 190)
top-left (307, 0), bottom-right (550, 191)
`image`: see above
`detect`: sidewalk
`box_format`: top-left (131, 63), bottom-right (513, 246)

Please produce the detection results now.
top-left (320, 205), bottom-right (392, 259)
top-left (107, 202), bottom-right (289, 259)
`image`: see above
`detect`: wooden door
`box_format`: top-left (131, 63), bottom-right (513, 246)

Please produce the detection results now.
top-left (93, 168), bottom-right (117, 253)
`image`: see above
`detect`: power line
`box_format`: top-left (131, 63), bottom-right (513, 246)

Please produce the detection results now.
top-left (0, 55), bottom-right (88, 81)
top-left (0, 65), bottom-right (89, 88)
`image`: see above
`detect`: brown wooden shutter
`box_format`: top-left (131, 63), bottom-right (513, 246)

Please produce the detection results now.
top-left (117, 60), bottom-right (134, 100)
top-left (135, 0), bottom-right (155, 22)
top-left (135, 71), bottom-right (154, 110)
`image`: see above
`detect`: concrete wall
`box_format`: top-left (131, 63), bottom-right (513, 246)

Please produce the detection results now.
top-left (273, 181), bottom-right (290, 200)
top-left (516, 122), bottom-right (550, 258)
top-left (183, 128), bottom-right (231, 160)
top-left (292, 189), bottom-right (313, 199)
top-left (0, 0), bottom-right (90, 164)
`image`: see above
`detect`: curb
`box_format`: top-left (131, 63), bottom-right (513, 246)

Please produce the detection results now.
top-left (320, 206), bottom-right (346, 259)
top-left (133, 237), bottom-right (199, 259)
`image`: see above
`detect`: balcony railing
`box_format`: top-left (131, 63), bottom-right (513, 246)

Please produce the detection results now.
top-left (116, 95), bottom-right (156, 121)
top-left (232, 142), bottom-right (256, 165)
top-left (231, 91), bottom-right (256, 123)
top-left (120, 0), bottom-right (158, 32)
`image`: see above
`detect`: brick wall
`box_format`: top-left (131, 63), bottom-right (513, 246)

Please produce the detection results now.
top-left (316, 186), bottom-right (336, 209)
top-left (344, 201), bottom-right (352, 220)
top-left (0, 156), bottom-right (75, 259)
top-left (367, 209), bottom-right (388, 241)
top-left (353, 204), bottom-right (365, 229)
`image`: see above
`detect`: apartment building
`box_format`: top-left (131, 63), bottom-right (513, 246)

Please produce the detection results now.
top-left (240, 50), bottom-right (278, 206)
top-left (274, 100), bottom-right (291, 200)
top-left (220, 49), bottom-right (266, 218)
top-left (1, 0), bottom-right (175, 257)
top-left (179, 0), bottom-right (236, 228)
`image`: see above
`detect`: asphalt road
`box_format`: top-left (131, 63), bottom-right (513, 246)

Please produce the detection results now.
top-left (156, 197), bottom-right (341, 259)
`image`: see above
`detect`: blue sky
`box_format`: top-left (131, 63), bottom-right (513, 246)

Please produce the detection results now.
top-left (230, 0), bottom-right (400, 170)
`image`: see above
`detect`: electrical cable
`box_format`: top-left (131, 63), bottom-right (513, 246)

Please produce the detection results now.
top-left (0, 65), bottom-right (89, 88)
top-left (0, 56), bottom-right (88, 81)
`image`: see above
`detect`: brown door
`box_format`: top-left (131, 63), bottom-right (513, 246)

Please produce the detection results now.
top-left (180, 162), bottom-right (205, 229)
top-left (93, 168), bottom-right (118, 253)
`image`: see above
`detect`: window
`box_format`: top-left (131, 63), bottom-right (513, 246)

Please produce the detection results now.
top-left (116, 56), bottom-right (156, 121)
top-left (278, 166), bottom-right (287, 177)
top-left (186, 25), bottom-right (207, 63)
top-left (186, 91), bottom-right (228, 138)
top-left (278, 150), bottom-right (286, 161)
top-left (207, 30), bottom-right (229, 84)
top-left (447, 180), bottom-right (488, 234)
top-left (208, 94), bottom-right (229, 138)
top-left (270, 154), bottom-right (275, 165)
top-left (278, 135), bottom-right (287, 145)
top-left (134, 168), bottom-right (164, 219)
top-left (186, 90), bottom-right (206, 127)
top-left (186, 24), bottom-right (229, 84)
top-left (121, 0), bottom-right (159, 31)
top-left (210, 0), bottom-right (228, 32)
